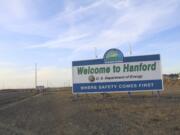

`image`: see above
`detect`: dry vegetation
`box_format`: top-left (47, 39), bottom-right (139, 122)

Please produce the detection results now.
top-left (0, 80), bottom-right (179, 135)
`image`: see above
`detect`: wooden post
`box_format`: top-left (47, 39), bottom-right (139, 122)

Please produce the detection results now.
top-left (157, 91), bottom-right (160, 98)
top-left (74, 94), bottom-right (79, 100)
top-left (102, 93), bottom-right (105, 99)
top-left (128, 91), bottom-right (131, 98)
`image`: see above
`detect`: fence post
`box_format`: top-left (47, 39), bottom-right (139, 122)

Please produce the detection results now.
top-left (157, 91), bottom-right (160, 98)
top-left (128, 91), bottom-right (131, 98)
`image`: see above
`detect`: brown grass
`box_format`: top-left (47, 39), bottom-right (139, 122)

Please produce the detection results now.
top-left (0, 80), bottom-right (179, 135)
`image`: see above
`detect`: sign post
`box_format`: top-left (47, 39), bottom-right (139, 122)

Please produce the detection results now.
top-left (72, 48), bottom-right (163, 94)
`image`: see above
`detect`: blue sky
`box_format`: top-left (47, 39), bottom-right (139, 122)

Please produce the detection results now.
top-left (0, 0), bottom-right (180, 89)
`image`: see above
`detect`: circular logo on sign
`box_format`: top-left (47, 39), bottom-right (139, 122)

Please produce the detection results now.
top-left (104, 48), bottom-right (124, 63)
top-left (88, 75), bottom-right (95, 82)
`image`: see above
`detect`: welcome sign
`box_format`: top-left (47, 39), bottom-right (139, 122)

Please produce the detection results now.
top-left (72, 49), bottom-right (163, 94)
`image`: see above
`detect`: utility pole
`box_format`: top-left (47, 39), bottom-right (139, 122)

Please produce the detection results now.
top-left (129, 43), bottom-right (132, 56)
top-left (128, 43), bottom-right (132, 97)
top-left (35, 63), bottom-right (37, 89)
top-left (47, 80), bottom-right (49, 88)
top-left (94, 47), bottom-right (98, 58)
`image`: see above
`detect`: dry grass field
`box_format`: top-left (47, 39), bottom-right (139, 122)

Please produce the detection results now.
top-left (0, 80), bottom-right (179, 135)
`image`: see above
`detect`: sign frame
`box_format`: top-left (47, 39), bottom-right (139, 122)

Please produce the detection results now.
top-left (72, 49), bottom-right (163, 94)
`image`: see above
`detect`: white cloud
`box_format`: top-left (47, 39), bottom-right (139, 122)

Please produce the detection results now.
top-left (0, 0), bottom-right (104, 38)
top-left (1, 0), bottom-right (179, 45)
top-left (28, 32), bottom-right (90, 49)
top-left (0, 0), bottom-right (29, 24)
top-left (27, 0), bottom-right (180, 51)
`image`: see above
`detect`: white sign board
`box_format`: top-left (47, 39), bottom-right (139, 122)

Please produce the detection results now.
top-left (72, 49), bottom-right (163, 94)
